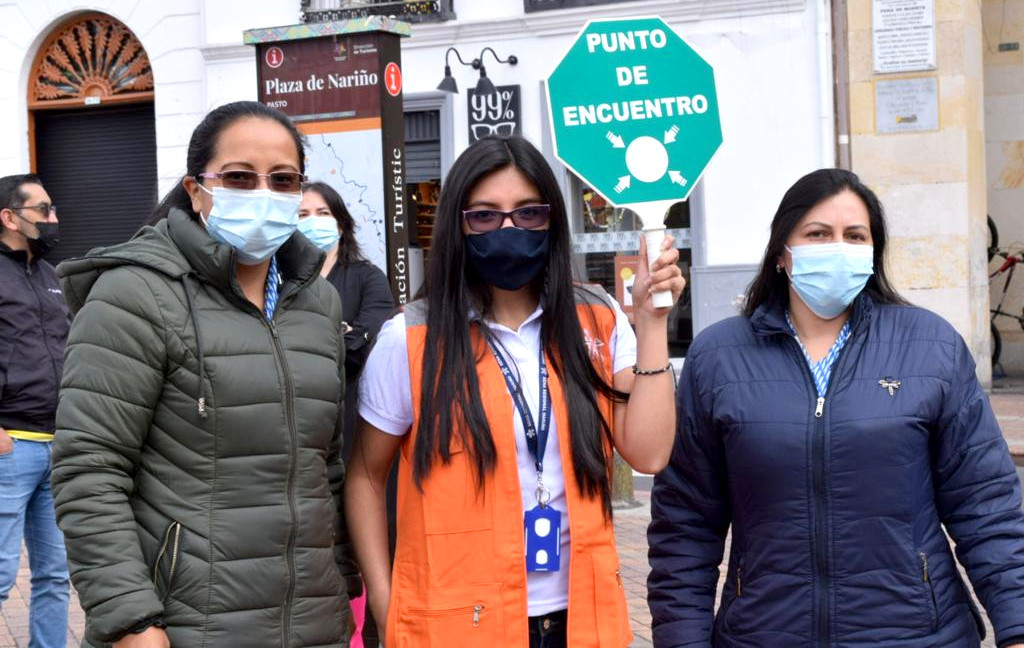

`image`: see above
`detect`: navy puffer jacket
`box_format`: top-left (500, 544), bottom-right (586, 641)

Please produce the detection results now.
top-left (648, 295), bottom-right (1024, 647)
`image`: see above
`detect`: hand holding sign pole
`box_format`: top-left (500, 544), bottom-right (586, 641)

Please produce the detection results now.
top-left (546, 16), bottom-right (722, 308)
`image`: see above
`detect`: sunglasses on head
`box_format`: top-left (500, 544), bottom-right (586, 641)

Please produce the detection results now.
top-left (462, 204), bottom-right (551, 233)
top-left (197, 170), bottom-right (306, 193)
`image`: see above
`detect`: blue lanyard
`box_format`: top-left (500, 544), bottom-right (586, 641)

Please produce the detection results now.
top-left (485, 334), bottom-right (552, 480)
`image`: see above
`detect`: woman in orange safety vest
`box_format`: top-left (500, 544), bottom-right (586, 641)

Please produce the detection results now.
top-left (345, 134), bottom-right (684, 647)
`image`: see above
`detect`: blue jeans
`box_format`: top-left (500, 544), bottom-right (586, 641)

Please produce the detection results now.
top-left (0, 440), bottom-right (69, 648)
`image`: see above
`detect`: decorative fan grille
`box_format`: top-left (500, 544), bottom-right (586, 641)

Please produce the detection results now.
top-left (33, 16), bottom-right (153, 103)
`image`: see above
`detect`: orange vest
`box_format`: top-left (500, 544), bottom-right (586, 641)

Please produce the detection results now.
top-left (387, 288), bottom-right (633, 647)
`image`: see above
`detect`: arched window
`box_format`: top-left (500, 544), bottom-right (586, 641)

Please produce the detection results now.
top-left (30, 13), bottom-right (153, 108)
top-left (28, 13), bottom-right (157, 263)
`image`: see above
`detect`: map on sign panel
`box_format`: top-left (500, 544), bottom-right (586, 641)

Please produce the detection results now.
top-left (305, 131), bottom-right (388, 272)
top-left (547, 17), bottom-right (722, 206)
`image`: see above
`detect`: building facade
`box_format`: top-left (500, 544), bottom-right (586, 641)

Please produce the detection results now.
top-left (5, 0), bottom-right (980, 368)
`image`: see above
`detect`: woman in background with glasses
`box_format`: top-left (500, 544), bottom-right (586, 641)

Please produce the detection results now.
top-left (51, 101), bottom-right (359, 648)
top-left (345, 135), bottom-right (685, 647)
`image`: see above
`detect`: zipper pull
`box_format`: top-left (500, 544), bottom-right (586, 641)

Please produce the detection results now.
top-left (472, 604), bottom-right (483, 627)
top-left (615, 569), bottom-right (623, 587)
top-left (919, 551), bottom-right (930, 582)
top-left (268, 321), bottom-right (279, 339)
top-left (736, 565), bottom-right (743, 597)
top-left (815, 397), bottom-right (825, 418)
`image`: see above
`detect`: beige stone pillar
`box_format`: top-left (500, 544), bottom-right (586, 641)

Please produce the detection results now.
top-left (847, 0), bottom-right (990, 383)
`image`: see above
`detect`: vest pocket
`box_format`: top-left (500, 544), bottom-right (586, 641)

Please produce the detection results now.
top-left (152, 520), bottom-right (183, 602)
top-left (395, 583), bottom-right (504, 647)
top-left (592, 549), bottom-right (632, 647)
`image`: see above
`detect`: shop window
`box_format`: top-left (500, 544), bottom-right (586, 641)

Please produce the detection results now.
top-left (301, 0), bottom-right (455, 23)
top-left (525, 0), bottom-right (640, 13)
top-left (409, 181), bottom-right (441, 255)
top-left (572, 180), bottom-right (693, 357)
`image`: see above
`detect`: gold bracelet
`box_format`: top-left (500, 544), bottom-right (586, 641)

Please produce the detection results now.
top-left (632, 362), bottom-right (673, 375)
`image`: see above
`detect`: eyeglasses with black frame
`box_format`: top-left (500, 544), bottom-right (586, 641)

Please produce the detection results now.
top-left (9, 203), bottom-right (57, 217)
top-left (462, 204), bottom-right (550, 233)
top-left (197, 170), bottom-right (306, 193)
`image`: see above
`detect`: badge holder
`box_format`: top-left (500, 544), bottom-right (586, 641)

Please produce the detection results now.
top-left (525, 479), bottom-right (561, 572)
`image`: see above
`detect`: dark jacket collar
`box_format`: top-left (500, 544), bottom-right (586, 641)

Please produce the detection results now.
top-left (0, 240), bottom-right (33, 268)
top-left (750, 291), bottom-right (876, 337)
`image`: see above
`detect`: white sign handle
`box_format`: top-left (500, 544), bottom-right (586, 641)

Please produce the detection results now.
top-left (625, 200), bottom-right (677, 310)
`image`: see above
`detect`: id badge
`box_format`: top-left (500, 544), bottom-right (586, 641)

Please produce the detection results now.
top-left (524, 505), bottom-right (561, 572)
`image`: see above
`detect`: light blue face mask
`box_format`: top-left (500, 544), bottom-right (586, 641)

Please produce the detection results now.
top-left (199, 186), bottom-right (300, 265)
top-left (297, 215), bottom-right (341, 252)
top-left (786, 242), bottom-right (874, 319)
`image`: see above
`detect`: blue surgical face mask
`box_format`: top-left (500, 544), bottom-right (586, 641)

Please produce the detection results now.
top-left (786, 242), bottom-right (874, 319)
top-left (199, 186), bottom-right (300, 265)
top-left (297, 215), bottom-right (340, 252)
top-left (466, 228), bottom-right (549, 291)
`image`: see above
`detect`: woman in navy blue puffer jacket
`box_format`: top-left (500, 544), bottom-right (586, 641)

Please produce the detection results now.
top-left (648, 168), bottom-right (1024, 648)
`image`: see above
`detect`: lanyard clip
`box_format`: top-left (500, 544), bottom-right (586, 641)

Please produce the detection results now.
top-left (535, 472), bottom-right (551, 508)
top-left (535, 484), bottom-right (551, 508)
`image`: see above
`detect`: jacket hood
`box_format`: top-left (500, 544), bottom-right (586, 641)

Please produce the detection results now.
top-left (57, 209), bottom-right (325, 314)
top-left (57, 211), bottom-right (195, 314)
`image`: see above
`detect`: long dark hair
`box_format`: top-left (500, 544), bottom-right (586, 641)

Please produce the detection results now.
top-left (149, 101), bottom-right (307, 224)
top-left (415, 135), bottom-right (623, 516)
top-left (743, 168), bottom-right (905, 317)
top-left (301, 181), bottom-right (366, 266)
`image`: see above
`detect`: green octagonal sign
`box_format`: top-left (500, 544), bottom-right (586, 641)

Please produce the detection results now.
top-left (546, 16), bottom-right (722, 207)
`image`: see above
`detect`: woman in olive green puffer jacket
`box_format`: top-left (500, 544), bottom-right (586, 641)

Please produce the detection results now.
top-left (51, 101), bottom-right (359, 648)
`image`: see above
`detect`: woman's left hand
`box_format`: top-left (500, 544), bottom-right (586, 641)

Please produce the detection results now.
top-left (631, 232), bottom-right (685, 319)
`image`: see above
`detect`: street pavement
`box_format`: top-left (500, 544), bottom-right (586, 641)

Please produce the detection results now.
top-left (8, 378), bottom-right (1024, 647)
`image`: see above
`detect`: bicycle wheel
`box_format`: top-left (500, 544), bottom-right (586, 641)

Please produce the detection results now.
top-left (988, 215), bottom-right (999, 262)
top-left (992, 321), bottom-right (1003, 367)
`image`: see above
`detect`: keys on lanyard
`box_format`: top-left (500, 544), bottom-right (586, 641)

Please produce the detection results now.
top-left (485, 332), bottom-right (561, 572)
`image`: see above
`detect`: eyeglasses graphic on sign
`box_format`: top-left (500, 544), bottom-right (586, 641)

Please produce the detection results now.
top-left (471, 121), bottom-right (516, 139)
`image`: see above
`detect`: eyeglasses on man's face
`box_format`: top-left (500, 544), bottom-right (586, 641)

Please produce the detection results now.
top-left (197, 170), bottom-right (306, 193)
top-left (9, 203), bottom-right (57, 218)
top-left (463, 204), bottom-right (551, 233)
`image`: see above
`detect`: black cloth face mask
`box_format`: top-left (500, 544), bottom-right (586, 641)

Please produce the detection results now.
top-left (27, 222), bottom-right (59, 258)
top-left (12, 211), bottom-right (59, 259)
top-left (466, 228), bottom-right (550, 291)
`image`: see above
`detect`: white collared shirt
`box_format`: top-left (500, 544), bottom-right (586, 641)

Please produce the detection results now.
top-left (359, 299), bottom-right (637, 615)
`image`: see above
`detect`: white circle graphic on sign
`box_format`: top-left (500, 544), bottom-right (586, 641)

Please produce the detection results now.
top-left (535, 549), bottom-right (549, 565)
top-left (625, 136), bottom-right (669, 183)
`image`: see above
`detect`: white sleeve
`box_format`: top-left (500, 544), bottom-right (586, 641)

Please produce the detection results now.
top-left (357, 313), bottom-right (414, 436)
top-left (608, 295), bottom-right (637, 375)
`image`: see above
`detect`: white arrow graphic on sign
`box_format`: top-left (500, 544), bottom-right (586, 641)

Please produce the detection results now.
top-left (668, 170), bottom-right (687, 186)
top-left (614, 175), bottom-right (631, 194)
top-left (606, 132), bottom-right (625, 148)
top-left (664, 125), bottom-right (679, 144)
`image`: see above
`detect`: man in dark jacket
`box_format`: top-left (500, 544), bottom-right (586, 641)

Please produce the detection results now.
top-left (0, 173), bottom-right (70, 648)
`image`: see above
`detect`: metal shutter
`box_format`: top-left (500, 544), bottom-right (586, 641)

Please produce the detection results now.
top-left (404, 110), bottom-right (440, 183)
top-left (34, 103), bottom-right (157, 264)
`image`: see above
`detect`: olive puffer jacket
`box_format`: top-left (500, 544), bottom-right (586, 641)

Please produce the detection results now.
top-left (52, 211), bottom-right (357, 647)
